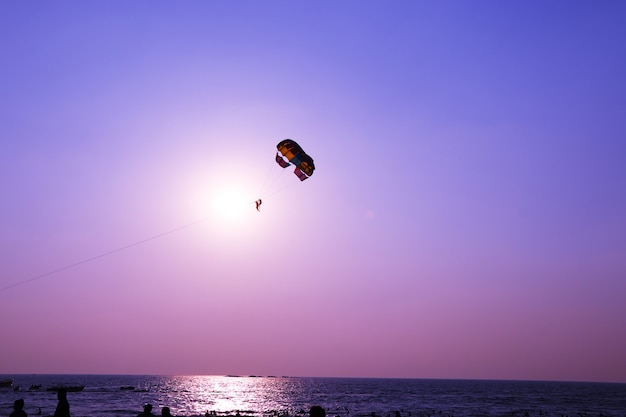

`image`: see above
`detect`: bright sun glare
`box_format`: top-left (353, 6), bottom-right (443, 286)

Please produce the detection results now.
top-left (211, 187), bottom-right (250, 221)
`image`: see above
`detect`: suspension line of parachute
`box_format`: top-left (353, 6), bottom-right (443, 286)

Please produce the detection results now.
top-left (255, 138), bottom-right (315, 207)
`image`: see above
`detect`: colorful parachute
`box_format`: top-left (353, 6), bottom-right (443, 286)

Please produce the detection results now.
top-left (275, 139), bottom-right (315, 181)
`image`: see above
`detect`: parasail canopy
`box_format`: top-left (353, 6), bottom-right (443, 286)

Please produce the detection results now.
top-left (275, 139), bottom-right (315, 181)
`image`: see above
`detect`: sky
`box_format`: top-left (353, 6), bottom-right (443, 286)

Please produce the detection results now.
top-left (1, 1), bottom-right (625, 383)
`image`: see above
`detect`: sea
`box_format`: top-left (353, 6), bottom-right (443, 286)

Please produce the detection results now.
top-left (1, 375), bottom-right (624, 417)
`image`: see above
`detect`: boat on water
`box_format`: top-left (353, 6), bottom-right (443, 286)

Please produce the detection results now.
top-left (0, 379), bottom-right (13, 388)
top-left (46, 385), bottom-right (85, 392)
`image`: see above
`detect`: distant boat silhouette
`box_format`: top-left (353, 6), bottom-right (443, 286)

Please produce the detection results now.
top-left (47, 385), bottom-right (85, 392)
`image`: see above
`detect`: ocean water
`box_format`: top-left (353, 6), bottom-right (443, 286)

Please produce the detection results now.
top-left (1, 375), bottom-right (624, 417)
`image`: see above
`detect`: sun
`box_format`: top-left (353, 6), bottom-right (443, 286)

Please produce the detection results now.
top-left (210, 186), bottom-right (250, 222)
top-left (184, 159), bottom-right (264, 236)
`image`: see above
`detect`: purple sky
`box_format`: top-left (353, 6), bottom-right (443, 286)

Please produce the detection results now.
top-left (1, 1), bottom-right (625, 383)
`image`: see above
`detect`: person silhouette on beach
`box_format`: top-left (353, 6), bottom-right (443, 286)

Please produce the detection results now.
top-left (10, 399), bottom-right (27, 417)
top-left (138, 404), bottom-right (155, 417)
top-left (53, 389), bottom-right (70, 417)
top-left (161, 407), bottom-right (173, 417)
top-left (310, 406), bottom-right (326, 417)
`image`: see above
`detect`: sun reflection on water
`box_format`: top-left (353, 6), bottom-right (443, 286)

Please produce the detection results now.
top-left (158, 376), bottom-right (310, 417)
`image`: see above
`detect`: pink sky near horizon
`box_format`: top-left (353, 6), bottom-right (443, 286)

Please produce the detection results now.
top-left (1, 1), bottom-right (625, 383)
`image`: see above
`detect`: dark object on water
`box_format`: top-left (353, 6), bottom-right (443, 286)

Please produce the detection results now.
top-left (120, 386), bottom-right (135, 390)
top-left (54, 388), bottom-right (71, 417)
top-left (11, 398), bottom-right (27, 417)
top-left (47, 385), bottom-right (85, 392)
top-left (310, 406), bottom-right (326, 417)
top-left (29, 384), bottom-right (42, 391)
top-left (0, 378), bottom-right (13, 388)
top-left (138, 403), bottom-right (154, 417)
